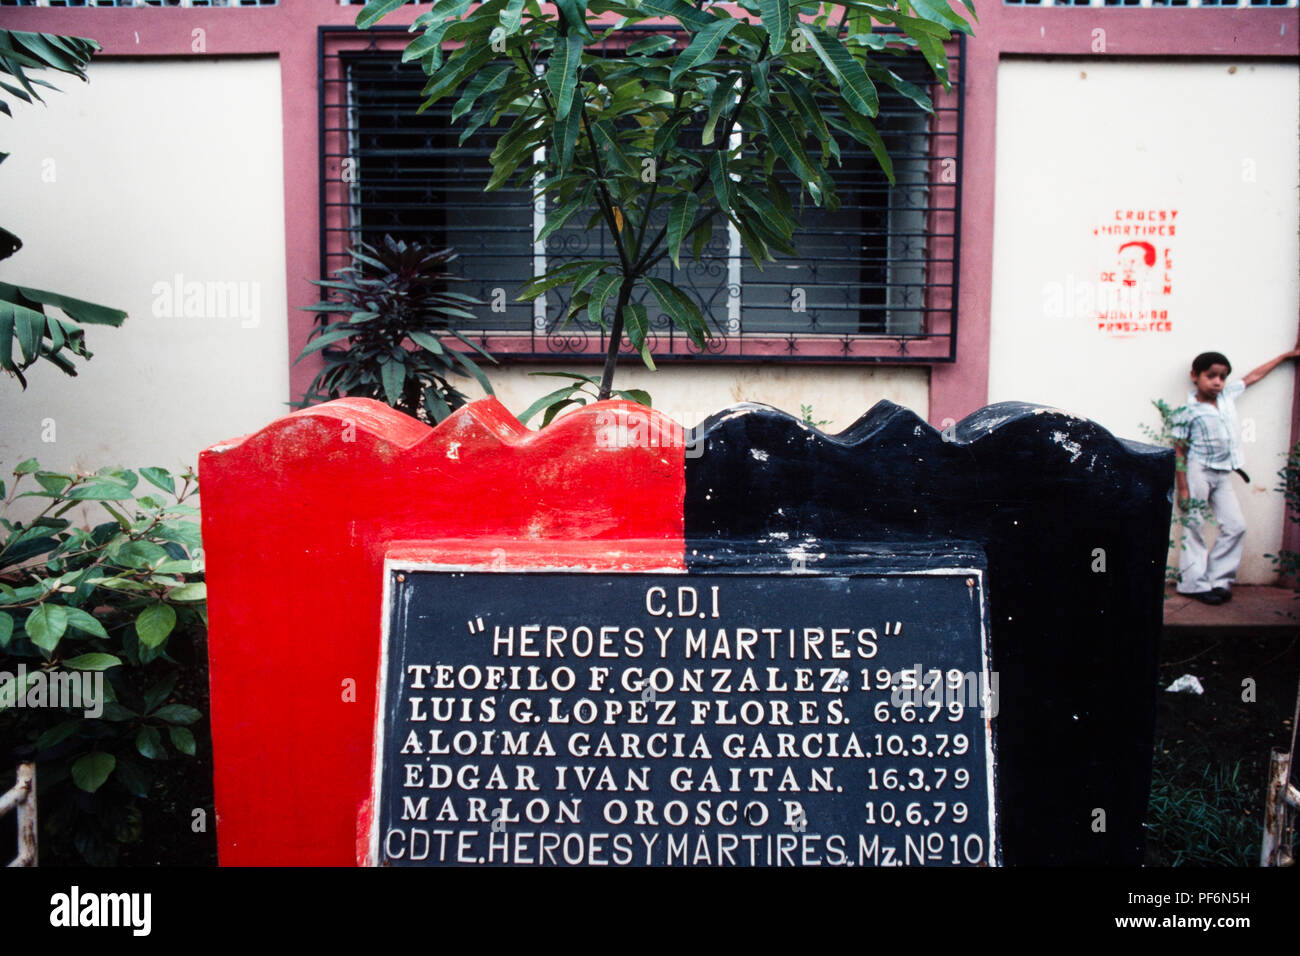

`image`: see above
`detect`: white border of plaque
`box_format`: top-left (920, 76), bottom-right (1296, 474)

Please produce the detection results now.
top-left (367, 553), bottom-right (999, 867)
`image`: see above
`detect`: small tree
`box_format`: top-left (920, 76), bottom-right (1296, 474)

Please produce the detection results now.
top-left (357, 0), bottom-right (973, 405)
top-left (1, 30), bottom-right (127, 387)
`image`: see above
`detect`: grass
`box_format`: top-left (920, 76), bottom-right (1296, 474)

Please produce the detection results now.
top-left (1145, 738), bottom-right (1278, 866)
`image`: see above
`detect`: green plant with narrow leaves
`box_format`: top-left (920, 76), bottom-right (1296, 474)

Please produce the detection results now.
top-left (1146, 740), bottom-right (1271, 867)
top-left (0, 459), bottom-right (205, 865)
top-left (1265, 440), bottom-right (1300, 584)
top-left (356, 0), bottom-right (974, 421)
top-left (296, 236), bottom-right (498, 423)
top-left (1, 29), bottom-right (127, 387)
top-left (518, 370), bottom-right (652, 425)
top-left (1142, 398), bottom-right (1214, 590)
top-left (800, 403), bottom-right (830, 428)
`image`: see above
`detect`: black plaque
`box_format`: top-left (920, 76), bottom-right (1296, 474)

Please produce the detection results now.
top-left (370, 559), bottom-right (998, 867)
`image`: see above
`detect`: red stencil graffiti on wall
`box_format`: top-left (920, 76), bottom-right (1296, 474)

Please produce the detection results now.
top-left (1092, 208), bottom-right (1177, 335)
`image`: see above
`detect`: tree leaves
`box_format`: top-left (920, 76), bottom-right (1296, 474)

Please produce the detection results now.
top-left (909, 0), bottom-right (975, 34)
top-left (546, 34), bottom-right (585, 121)
top-left (63, 652), bottom-right (121, 671)
top-left (623, 302), bottom-right (654, 369)
top-left (135, 603), bottom-right (176, 649)
top-left (668, 19), bottom-right (738, 87)
top-left (757, 105), bottom-right (820, 187)
top-left (586, 274), bottom-right (622, 329)
top-left (355, 0), bottom-right (410, 31)
top-left (551, 87), bottom-right (584, 171)
top-left (152, 704), bottom-right (201, 725)
top-left (796, 24), bottom-right (879, 118)
top-left (517, 259), bottom-right (607, 301)
top-left (500, 0), bottom-right (527, 36)
top-left (452, 62), bottom-right (513, 122)
top-left (135, 726), bottom-right (165, 760)
top-left (554, 0), bottom-right (597, 42)
top-left (0, 29), bottom-right (99, 116)
top-left (350, 0), bottom-right (963, 400)
top-left (774, 72), bottom-right (828, 141)
top-left (71, 752), bottom-right (115, 793)
top-left (700, 73), bottom-right (738, 146)
top-left (666, 191), bottom-right (700, 269)
top-left (636, 0), bottom-right (716, 32)
top-left (0, 281), bottom-right (126, 388)
top-left (826, 107), bottom-right (894, 185)
top-left (26, 602), bottom-right (67, 652)
top-left (169, 726), bottom-right (196, 756)
top-left (63, 606), bottom-right (108, 639)
top-left (645, 277), bottom-right (708, 348)
top-left (625, 34), bottom-right (676, 57)
top-left (709, 151), bottom-right (732, 218)
top-left (757, 0), bottom-right (791, 54)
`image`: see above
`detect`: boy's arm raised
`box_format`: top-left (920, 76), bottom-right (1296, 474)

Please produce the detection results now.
top-left (1242, 338), bottom-right (1300, 387)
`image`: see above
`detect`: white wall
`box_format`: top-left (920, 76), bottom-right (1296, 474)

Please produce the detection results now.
top-left (465, 364), bottom-right (930, 432)
top-left (0, 58), bottom-right (288, 489)
top-left (989, 59), bottom-right (1300, 584)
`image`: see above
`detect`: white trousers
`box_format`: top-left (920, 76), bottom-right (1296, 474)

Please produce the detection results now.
top-left (1177, 461), bottom-right (1247, 594)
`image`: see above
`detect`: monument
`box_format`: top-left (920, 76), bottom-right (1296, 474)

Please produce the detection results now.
top-left (199, 397), bottom-right (1171, 866)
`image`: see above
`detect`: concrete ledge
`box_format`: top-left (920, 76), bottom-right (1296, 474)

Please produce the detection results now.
top-left (1164, 585), bottom-right (1300, 633)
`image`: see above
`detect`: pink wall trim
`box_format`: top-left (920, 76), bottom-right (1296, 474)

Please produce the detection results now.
top-left (3, 2), bottom-right (1296, 425)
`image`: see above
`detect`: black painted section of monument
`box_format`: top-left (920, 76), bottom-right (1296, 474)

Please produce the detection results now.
top-left (684, 400), bottom-right (1174, 865)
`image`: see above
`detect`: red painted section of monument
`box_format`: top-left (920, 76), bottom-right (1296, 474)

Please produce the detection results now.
top-left (199, 397), bottom-right (685, 865)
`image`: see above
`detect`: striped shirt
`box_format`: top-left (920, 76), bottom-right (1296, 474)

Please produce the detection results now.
top-left (1170, 380), bottom-right (1246, 470)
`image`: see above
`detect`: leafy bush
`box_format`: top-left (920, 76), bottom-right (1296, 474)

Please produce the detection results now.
top-left (1141, 398), bottom-right (1213, 589)
top-left (1265, 440), bottom-right (1300, 582)
top-left (800, 404), bottom-right (830, 428)
top-left (0, 460), bottom-right (205, 864)
top-left (1145, 740), bottom-right (1264, 867)
top-left (296, 236), bottom-right (497, 423)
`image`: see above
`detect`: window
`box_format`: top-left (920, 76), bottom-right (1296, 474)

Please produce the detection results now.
top-left (320, 26), bottom-right (962, 361)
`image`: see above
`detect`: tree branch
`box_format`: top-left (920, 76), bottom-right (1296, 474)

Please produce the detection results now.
top-left (630, 89), bottom-right (684, 265)
top-left (577, 97), bottom-right (635, 275)
top-left (522, 45), bottom-right (632, 275)
top-left (597, 276), bottom-right (634, 400)
top-left (630, 34), bottom-right (770, 276)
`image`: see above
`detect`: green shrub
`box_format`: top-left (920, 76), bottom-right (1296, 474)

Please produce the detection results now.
top-left (1145, 741), bottom-right (1262, 867)
top-left (0, 459), bottom-right (204, 865)
top-left (296, 236), bottom-right (496, 423)
top-left (1141, 398), bottom-right (1213, 589)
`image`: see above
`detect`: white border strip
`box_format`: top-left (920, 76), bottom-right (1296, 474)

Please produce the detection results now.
top-left (367, 559), bottom-right (999, 867)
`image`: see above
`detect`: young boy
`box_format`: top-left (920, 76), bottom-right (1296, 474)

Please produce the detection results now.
top-left (1172, 345), bottom-right (1300, 604)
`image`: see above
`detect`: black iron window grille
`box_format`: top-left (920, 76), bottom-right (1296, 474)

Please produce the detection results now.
top-left (320, 26), bottom-right (962, 361)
